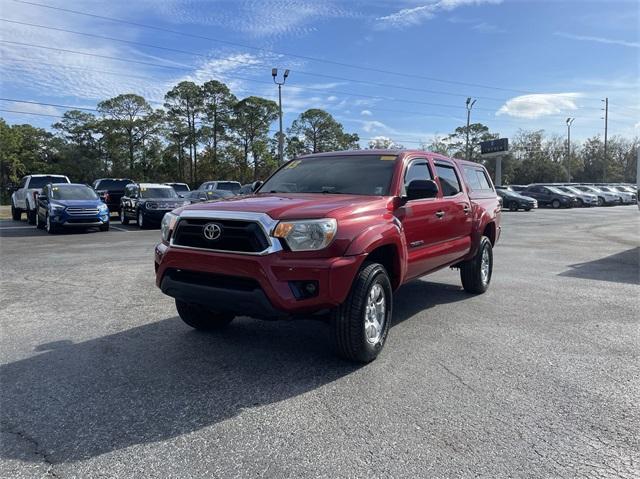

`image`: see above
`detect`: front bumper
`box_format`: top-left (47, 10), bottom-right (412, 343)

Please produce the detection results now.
top-left (155, 242), bottom-right (366, 318)
top-left (50, 211), bottom-right (109, 226)
top-left (142, 208), bottom-right (174, 222)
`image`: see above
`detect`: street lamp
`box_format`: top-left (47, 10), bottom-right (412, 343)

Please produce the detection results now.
top-left (465, 97), bottom-right (477, 161)
top-left (272, 68), bottom-right (290, 165)
top-left (566, 117), bottom-right (575, 182)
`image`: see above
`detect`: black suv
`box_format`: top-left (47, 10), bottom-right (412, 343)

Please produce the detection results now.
top-left (93, 178), bottom-right (133, 214)
top-left (520, 185), bottom-right (577, 208)
top-left (120, 183), bottom-right (187, 228)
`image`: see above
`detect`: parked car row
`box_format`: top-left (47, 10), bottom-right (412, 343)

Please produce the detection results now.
top-left (9, 175), bottom-right (255, 233)
top-left (497, 182), bottom-right (637, 210)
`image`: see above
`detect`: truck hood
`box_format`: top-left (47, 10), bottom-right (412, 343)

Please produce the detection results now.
top-left (177, 193), bottom-right (387, 220)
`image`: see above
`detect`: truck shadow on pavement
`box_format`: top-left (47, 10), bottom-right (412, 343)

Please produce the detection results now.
top-left (0, 280), bottom-right (468, 464)
top-left (559, 247), bottom-right (639, 285)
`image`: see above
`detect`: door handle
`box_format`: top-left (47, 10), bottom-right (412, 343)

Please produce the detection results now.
top-left (435, 210), bottom-right (445, 218)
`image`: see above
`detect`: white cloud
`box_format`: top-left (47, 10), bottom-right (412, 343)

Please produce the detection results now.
top-left (555, 32), bottom-right (640, 49)
top-left (377, 0), bottom-right (502, 28)
top-left (360, 109), bottom-right (373, 116)
top-left (497, 93), bottom-right (582, 119)
top-left (361, 120), bottom-right (388, 133)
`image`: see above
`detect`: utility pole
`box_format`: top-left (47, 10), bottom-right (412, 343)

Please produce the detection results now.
top-left (465, 97), bottom-right (476, 161)
top-left (272, 68), bottom-right (289, 165)
top-left (566, 118), bottom-right (574, 182)
top-left (602, 97), bottom-right (608, 182)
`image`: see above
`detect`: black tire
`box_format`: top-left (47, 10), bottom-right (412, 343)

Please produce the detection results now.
top-left (27, 208), bottom-right (36, 225)
top-left (99, 222), bottom-right (110, 232)
top-left (551, 199), bottom-right (561, 209)
top-left (137, 210), bottom-right (146, 229)
top-left (460, 236), bottom-right (493, 294)
top-left (524, 207), bottom-right (532, 211)
top-left (508, 201), bottom-right (519, 212)
top-left (120, 208), bottom-right (129, 225)
top-left (577, 198), bottom-right (584, 207)
top-left (332, 262), bottom-right (393, 363)
top-left (11, 203), bottom-right (21, 221)
top-left (597, 197), bottom-right (604, 207)
top-left (175, 300), bottom-right (235, 330)
top-left (45, 213), bottom-right (57, 234)
top-left (35, 211), bottom-right (44, 229)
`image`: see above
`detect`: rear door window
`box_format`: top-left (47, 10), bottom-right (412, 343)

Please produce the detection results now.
top-left (435, 164), bottom-right (462, 197)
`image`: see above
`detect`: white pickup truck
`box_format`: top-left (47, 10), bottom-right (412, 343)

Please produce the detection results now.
top-left (11, 174), bottom-right (70, 223)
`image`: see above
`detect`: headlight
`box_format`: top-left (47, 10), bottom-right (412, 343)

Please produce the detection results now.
top-left (161, 212), bottom-right (178, 242)
top-left (98, 203), bottom-right (108, 211)
top-left (50, 203), bottom-right (65, 211)
top-left (273, 218), bottom-right (337, 251)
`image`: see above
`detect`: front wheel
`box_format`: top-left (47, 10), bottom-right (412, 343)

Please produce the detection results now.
top-left (332, 262), bottom-right (392, 363)
top-left (551, 199), bottom-right (561, 209)
top-left (508, 201), bottom-right (519, 212)
top-left (460, 236), bottom-right (493, 294)
top-left (175, 300), bottom-right (235, 330)
top-left (45, 213), bottom-right (57, 234)
top-left (137, 210), bottom-right (145, 229)
top-left (120, 208), bottom-right (129, 225)
top-left (577, 198), bottom-right (584, 207)
top-left (99, 222), bottom-right (110, 232)
top-left (35, 211), bottom-right (44, 229)
top-left (597, 197), bottom-right (604, 207)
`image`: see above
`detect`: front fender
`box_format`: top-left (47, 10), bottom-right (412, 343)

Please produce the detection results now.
top-left (344, 221), bottom-right (408, 286)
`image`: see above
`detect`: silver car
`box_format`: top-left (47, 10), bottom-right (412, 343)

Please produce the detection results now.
top-left (607, 185), bottom-right (637, 204)
top-left (573, 185), bottom-right (621, 206)
top-left (556, 186), bottom-right (598, 207)
top-left (597, 185), bottom-right (635, 205)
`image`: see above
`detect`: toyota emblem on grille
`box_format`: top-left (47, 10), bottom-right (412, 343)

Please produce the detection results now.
top-left (203, 223), bottom-right (222, 241)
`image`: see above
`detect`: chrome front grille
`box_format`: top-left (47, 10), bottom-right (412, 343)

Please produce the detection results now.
top-left (66, 207), bottom-right (99, 216)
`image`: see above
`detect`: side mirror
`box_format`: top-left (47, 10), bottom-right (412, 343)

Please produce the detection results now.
top-left (252, 180), bottom-right (263, 192)
top-left (406, 179), bottom-right (439, 202)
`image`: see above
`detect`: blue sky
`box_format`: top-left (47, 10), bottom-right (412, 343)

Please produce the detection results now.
top-left (1, 0), bottom-right (638, 146)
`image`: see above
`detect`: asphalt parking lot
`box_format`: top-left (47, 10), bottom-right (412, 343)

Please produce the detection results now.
top-left (1, 207), bottom-right (638, 478)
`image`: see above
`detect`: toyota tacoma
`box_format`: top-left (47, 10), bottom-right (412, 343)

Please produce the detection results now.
top-left (155, 151), bottom-right (501, 362)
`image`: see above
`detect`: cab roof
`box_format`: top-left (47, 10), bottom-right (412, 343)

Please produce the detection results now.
top-left (297, 149), bottom-right (477, 166)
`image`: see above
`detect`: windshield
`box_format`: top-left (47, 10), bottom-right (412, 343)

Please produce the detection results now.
top-left (216, 182), bottom-right (241, 192)
top-left (170, 184), bottom-right (190, 192)
top-left (598, 186), bottom-right (613, 192)
top-left (546, 186), bottom-right (567, 195)
top-left (30, 176), bottom-right (68, 189)
top-left (96, 179), bottom-right (131, 190)
top-left (140, 187), bottom-right (178, 199)
top-left (51, 185), bottom-right (98, 200)
top-left (260, 155), bottom-right (397, 196)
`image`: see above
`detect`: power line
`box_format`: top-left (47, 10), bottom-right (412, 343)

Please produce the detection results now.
top-left (7, 0), bottom-right (549, 97)
top-left (6, 0), bottom-right (613, 106)
top-left (5, 40), bottom-right (629, 125)
top-left (0, 108), bottom-right (65, 119)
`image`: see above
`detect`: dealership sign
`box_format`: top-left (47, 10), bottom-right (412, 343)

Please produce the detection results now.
top-left (480, 138), bottom-right (509, 155)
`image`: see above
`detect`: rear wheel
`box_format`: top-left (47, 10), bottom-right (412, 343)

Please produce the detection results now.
top-left (460, 236), bottom-right (493, 294)
top-left (597, 197), bottom-right (604, 206)
top-left (551, 199), bottom-right (561, 209)
top-left (27, 207), bottom-right (36, 224)
top-left (508, 201), bottom-right (519, 212)
top-left (332, 262), bottom-right (392, 363)
top-left (175, 300), bottom-right (235, 330)
top-left (35, 211), bottom-right (44, 229)
top-left (11, 203), bottom-right (21, 221)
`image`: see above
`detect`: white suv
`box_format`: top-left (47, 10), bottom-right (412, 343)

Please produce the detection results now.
top-left (11, 174), bottom-right (70, 223)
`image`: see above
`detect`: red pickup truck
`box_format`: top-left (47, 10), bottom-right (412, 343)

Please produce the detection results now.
top-left (155, 150), bottom-right (501, 362)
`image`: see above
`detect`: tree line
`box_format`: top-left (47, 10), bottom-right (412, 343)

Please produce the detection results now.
top-left (1, 78), bottom-right (637, 203)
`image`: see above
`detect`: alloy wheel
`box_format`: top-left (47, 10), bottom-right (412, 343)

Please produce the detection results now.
top-left (364, 283), bottom-right (386, 345)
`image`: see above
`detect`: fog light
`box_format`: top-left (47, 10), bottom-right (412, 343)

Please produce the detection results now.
top-left (289, 280), bottom-right (319, 300)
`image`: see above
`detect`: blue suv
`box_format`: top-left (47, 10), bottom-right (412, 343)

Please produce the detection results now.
top-left (35, 183), bottom-right (110, 233)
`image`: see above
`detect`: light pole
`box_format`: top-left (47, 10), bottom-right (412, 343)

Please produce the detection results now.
top-left (272, 68), bottom-right (289, 165)
top-left (566, 117), bottom-right (575, 182)
top-left (465, 97), bottom-right (476, 161)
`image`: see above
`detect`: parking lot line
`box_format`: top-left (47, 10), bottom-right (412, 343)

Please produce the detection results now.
top-left (110, 225), bottom-right (130, 232)
top-left (0, 225), bottom-right (33, 230)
